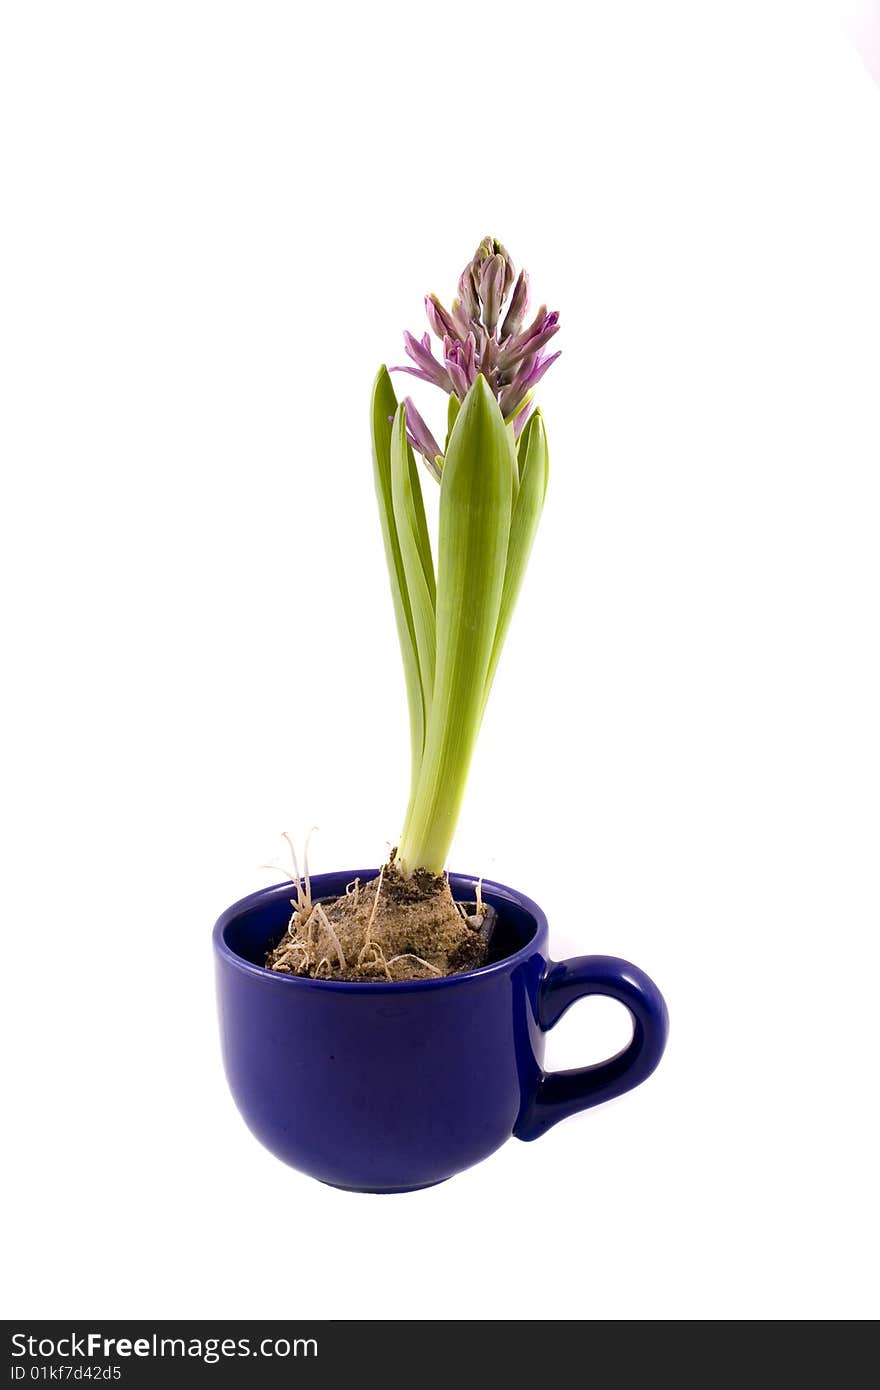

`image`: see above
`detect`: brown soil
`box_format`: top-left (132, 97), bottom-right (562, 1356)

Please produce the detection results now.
top-left (264, 863), bottom-right (489, 981)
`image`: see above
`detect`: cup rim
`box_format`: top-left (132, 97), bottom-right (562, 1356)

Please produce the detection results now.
top-left (213, 869), bottom-right (548, 993)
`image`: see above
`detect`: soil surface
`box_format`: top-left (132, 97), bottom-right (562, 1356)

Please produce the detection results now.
top-left (264, 865), bottom-right (489, 981)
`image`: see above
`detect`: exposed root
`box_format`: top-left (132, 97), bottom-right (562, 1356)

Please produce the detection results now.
top-left (387, 953), bottom-right (442, 976)
top-left (358, 864), bottom-right (385, 966)
top-left (302, 826), bottom-right (316, 888)
top-left (314, 903), bottom-right (347, 970)
top-left (455, 878), bottom-right (488, 928)
top-left (270, 940), bottom-right (308, 971)
top-left (304, 909), bottom-right (315, 973)
top-left (264, 860), bottom-right (490, 982)
top-left (262, 830), bottom-right (315, 920)
top-left (374, 944), bottom-right (393, 981)
top-left (283, 829), bottom-right (313, 916)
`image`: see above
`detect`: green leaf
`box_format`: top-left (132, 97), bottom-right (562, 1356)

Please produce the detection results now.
top-left (482, 410), bottom-right (549, 710)
top-left (444, 393), bottom-right (460, 453)
top-left (371, 366), bottom-right (425, 797)
top-left (397, 376), bottom-right (517, 874)
top-left (391, 403), bottom-right (436, 719)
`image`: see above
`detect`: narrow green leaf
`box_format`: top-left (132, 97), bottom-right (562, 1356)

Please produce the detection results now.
top-left (391, 403), bottom-right (436, 718)
top-left (397, 375), bottom-right (516, 874)
top-left (506, 419), bottom-right (520, 497)
top-left (370, 366), bottom-right (425, 797)
top-left (482, 410), bottom-right (549, 710)
top-left (444, 393), bottom-right (460, 452)
top-left (504, 389), bottom-right (535, 467)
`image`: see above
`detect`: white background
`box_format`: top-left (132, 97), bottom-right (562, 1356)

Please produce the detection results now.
top-left (2, 0), bottom-right (878, 1321)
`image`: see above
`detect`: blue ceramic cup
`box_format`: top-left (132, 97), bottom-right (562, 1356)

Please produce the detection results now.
top-left (214, 870), bottom-right (669, 1192)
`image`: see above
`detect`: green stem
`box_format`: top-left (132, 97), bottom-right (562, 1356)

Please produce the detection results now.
top-left (396, 377), bottom-right (515, 875)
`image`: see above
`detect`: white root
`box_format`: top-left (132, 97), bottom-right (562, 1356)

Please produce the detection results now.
top-left (282, 829), bottom-right (312, 916)
top-left (302, 826), bottom-right (317, 903)
top-left (270, 937), bottom-right (308, 970)
top-left (357, 941), bottom-right (392, 980)
top-left (260, 863), bottom-right (299, 887)
top-left (301, 909), bottom-right (315, 971)
top-left (454, 877), bottom-right (488, 929)
top-left (281, 832), bottom-right (304, 910)
top-left (386, 953), bottom-right (442, 976)
top-left (358, 864), bottom-right (385, 965)
top-left (268, 934), bottom-right (308, 967)
top-left (313, 903), bottom-right (347, 970)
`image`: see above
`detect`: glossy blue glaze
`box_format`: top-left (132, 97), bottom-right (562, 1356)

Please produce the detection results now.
top-left (213, 870), bottom-right (668, 1191)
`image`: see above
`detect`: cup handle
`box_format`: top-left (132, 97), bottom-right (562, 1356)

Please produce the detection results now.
top-left (515, 954), bottom-right (669, 1141)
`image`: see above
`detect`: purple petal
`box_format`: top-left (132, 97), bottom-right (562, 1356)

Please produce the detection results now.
top-left (499, 309), bottom-right (560, 370)
top-left (445, 359), bottom-right (470, 398)
top-left (480, 332), bottom-right (498, 376)
top-left (391, 365), bottom-right (444, 386)
top-left (403, 396), bottom-right (442, 472)
top-left (470, 237), bottom-right (515, 298)
top-left (444, 333), bottom-right (479, 398)
top-left (470, 237), bottom-right (494, 272)
top-left (499, 247), bottom-right (516, 297)
top-left (450, 297), bottom-right (472, 338)
top-left (501, 270), bottom-right (529, 340)
top-left (401, 330), bottom-right (453, 391)
top-left (513, 401), bottom-right (535, 438)
top-left (479, 255), bottom-right (506, 336)
top-left (522, 348), bottom-right (561, 387)
top-left (519, 318), bottom-right (560, 360)
top-left (457, 267), bottom-right (480, 322)
top-left (500, 351), bottom-right (561, 416)
top-left (425, 294), bottom-right (459, 342)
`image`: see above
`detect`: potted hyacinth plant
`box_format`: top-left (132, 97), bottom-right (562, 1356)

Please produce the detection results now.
top-left (213, 239), bottom-right (668, 1193)
top-left (263, 236), bottom-right (558, 982)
